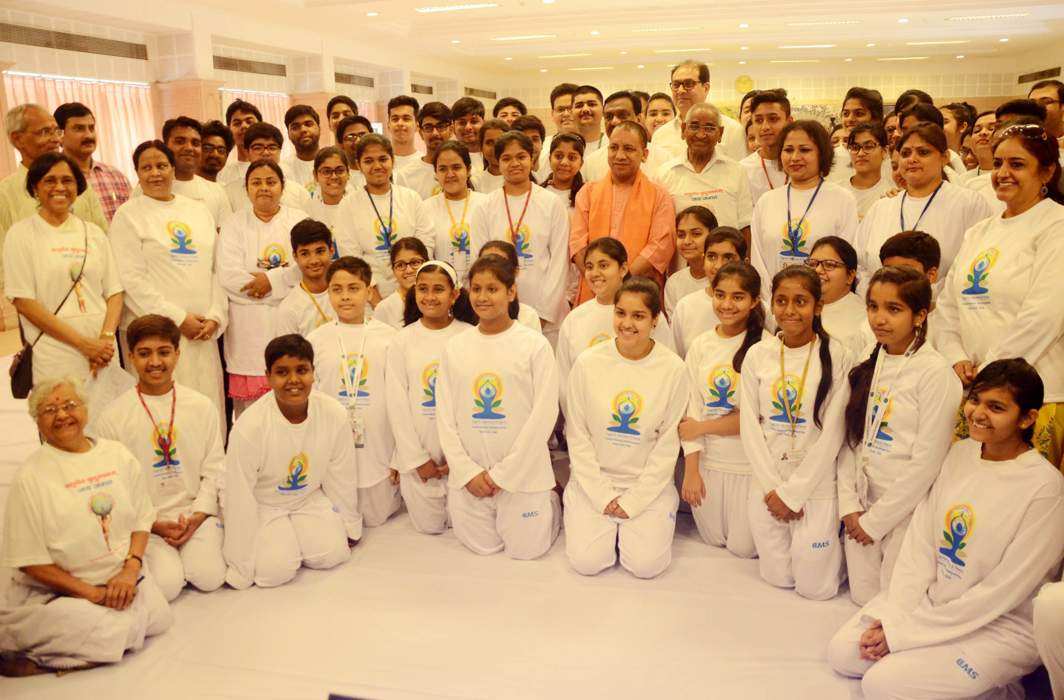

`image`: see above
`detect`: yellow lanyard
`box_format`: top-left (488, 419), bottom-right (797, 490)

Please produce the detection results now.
top-left (301, 282), bottom-right (330, 326)
top-left (445, 194), bottom-right (471, 231)
top-left (778, 337), bottom-right (816, 439)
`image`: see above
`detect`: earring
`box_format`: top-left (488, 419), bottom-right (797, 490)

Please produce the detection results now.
top-left (1041, 185), bottom-right (1050, 197)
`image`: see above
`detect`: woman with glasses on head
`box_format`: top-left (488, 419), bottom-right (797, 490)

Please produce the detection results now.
top-left (841, 124), bottom-right (893, 221)
top-left (938, 121), bottom-right (1064, 467)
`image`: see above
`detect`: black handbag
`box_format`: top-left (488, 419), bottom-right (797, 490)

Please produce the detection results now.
top-left (9, 221), bottom-right (88, 399)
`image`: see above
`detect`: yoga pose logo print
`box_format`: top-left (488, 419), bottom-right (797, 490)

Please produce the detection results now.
top-left (258, 243), bottom-right (287, 270)
top-left (421, 362), bottom-right (439, 408)
top-left (705, 366), bottom-right (738, 412)
top-left (607, 390), bottom-right (644, 436)
top-left (340, 353), bottom-right (370, 399)
top-left (373, 217), bottom-right (396, 252)
top-left (780, 219), bottom-right (811, 260)
top-left (961, 248), bottom-right (999, 296)
top-left (168, 221), bottom-right (196, 256)
top-left (151, 423), bottom-right (180, 468)
top-left (472, 372), bottom-right (505, 419)
top-left (278, 453), bottom-right (310, 492)
top-left (769, 375), bottom-right (806, 425)
top-left (939, 503), bottom-right (975, 567)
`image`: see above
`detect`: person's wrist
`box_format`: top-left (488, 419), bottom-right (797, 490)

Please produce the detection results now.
top-left (124, 553), bottom-right (143, 571)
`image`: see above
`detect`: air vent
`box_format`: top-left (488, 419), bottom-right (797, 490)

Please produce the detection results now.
top-left (411, 82), bottom-right (434, 95)
top-left (465, 87), bottom-right (497, 99)
top-left (1018, 67), bottom-right (1061, 83)
top-left (335, 72), bottom-right (375, 88)
top-left (213, 56), bottom-right (286, 77)
top-left (0, 22), bottom-right (147, 60)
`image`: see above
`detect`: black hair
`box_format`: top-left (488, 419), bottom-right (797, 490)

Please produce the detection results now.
top-left (25, 151), bottom-right (87, 198)
top-left (290, 218), bottom-right (333, 252)
top-left (478, 118), bottom-right (510, 156)
top-left (403, 263), bottom-right (478, 326)
top-left (613, 120), bottom-right (649, 147)
top-left (942, 102), bottom-right (976, 138)
top-left (992, 120), bottom-right (1064, 205)
top-left (243, 122), bottom-right (283, 150)
top-left (493, 97), bottom-right (528, 118)
top-left (844, 266), bottom-right (933, 447)
top-left (614, 275), bottom-right (662, 318)
top-left (133, 138), bottom-right (176, 169)
top-left (202, 120), bottom-right (234, 151)
top-left (677, 205), bottom-right (719, 235)
top-left (900, 103), bottom-right (944, 129)
top-left (355, 133), bottom-right (394, 162)
top-left (847, 123), bottom-right (888, 148)
top-left (894, 90), bottom-right (933, 113)
top-left (512, 114), bottom-right (546, 141)
top-left (388, 95), bottom-right (420, 116)
top-left (574, 85), bottom-right (604, 103)
top-left (770, 266), bottom-right (833, 430)
top-left (648, 92), bottom-right (676, 112)
top-left (327, 95), bottom-right (358, 118)
top-left (896, 123), bottom-right (949, 160)
top-left (336, 115), bottom-right (373, 145)
top-left (830, 123), bottom-right (848, 137)
top-left (52, 102), bottom-right (93, 130)
top-left (777, 120), bottom-right (834, 177)
top-left (326, 255), bottom-right (372, 285)
top-left (704, 225), bottom-right (747, 258)
top-left (388, 236), bottom-right (429, 266)
top-left (712, 261), bottom-right (764, 372)
top-left (476, 241), bottom-right (522, 319)
top-left (544, 132), bottom-right (586, 208)
top-left (244, 158), bottom-right (285, 187)
top-left (493, 130), bottom-right (534, 161)
top-left (549, 83), bottom-right (580, 109)
top-left (739, 90), bottom-right (760, 115)
top-left (417, 101), bottom-right (453, 127)
top-left (469, 253), bottom-right (521, 321)
top-left (878, 230), bottom-right (941, 271)
top-left (968, 359), bottom-right (1045, 445)
top-left (750, 88), bottom-right (791, 117)
top-left (671, 60), bottom-right (710, 83)
top-left (1030, 79), bottom-right (1064, 104)
top-left (810, 236), bottom-right (859, 293)
top-left (162, 116), bottom-right (203, 143)
top-left (451, 96), bottom-right (486, 120)
top-left (843, 87), bottom-right (885, 123)
top-left (604, 90), bottom-right (642, 118)
top-left (313, 145), bottom-right (349, 171)
top-left (265, 334), bottom-right (314, 372)
top-left (584, 238), bottom-right (630, 280)
top-left (284, 104), bottom-right (320, 129)
top-left (127, 313), bottom-right (181, 351)
top-left (226, 99), bottom-right (262, 125)
top-left (995, 99), bottom-right (1047, 123)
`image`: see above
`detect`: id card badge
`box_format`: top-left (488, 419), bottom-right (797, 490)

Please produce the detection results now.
top-left (348, 406), bottom-right (365, 449)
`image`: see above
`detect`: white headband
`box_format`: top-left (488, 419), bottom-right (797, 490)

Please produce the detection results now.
top-left (416, 260), bottom-right (459, 288)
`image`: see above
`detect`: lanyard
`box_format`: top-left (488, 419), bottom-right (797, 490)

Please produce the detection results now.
top-left (137, 386), bottom-right (177, 465)
top-left (365, 186), bottom-right (394, 247)
top-left (301, 282), bottom-right (330, 326)
top-left (445, 195), bottom-right (471, 234)
top-left (761, 156), bottom-right (788, 190)
top-left (503, 187), bottom-right (533, 246)
top-left (786, 179), bottom-right (824, 240)
top-left (899, 181), bottom-right (943, 231)
top-left (863, 340), bottom-right (917, 450)
top-left (335, 322), bottom-right (369, 409)
top-left (778, 338), bottom-right (816, 439)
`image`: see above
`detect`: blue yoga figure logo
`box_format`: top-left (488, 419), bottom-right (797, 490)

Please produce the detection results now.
top-left (780, 219), bottom-right (810, 259)
top-left (961, 248), bottom-right (999, 296)
top-left (512, 224), bottom-right (534, 267)
top-left (450, 223), bottom-right (470, 255)
top-left (374, 218), bottom-right (395, 252)
top-left (278, 453), bottom-right (310, 492)
top-left (168, 221), bottom-right (196, 255)
top-left (421, 362), bottom-right (439, 408)
top-left (769, 376), bottom-right (805, 424)
top-left (939, 504), bottom-right (975, 566)
top-left (472, 372), bottom-right (505, 419)
top-left (607, 390), bottom-right (644, 436)
top-left (706, 366), bottom-right (737, 410)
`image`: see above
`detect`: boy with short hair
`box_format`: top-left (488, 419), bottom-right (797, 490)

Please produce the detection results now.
top-left (222, 334), bottom-right (360, 589)
top-left (276, 220), bottom-right (335, 336)
top-left (95, 314), bottom-right (226, 601)
top-left (307, 256), bottom-right (402, 527)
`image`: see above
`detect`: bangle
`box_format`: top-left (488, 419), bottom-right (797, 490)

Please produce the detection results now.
top-left (125, 553), bottom-right (143, 567)
top-left (101, 331), bottom-right (116, 339)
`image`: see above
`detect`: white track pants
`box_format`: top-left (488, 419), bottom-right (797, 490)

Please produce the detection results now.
top-left (448, 486), bottom-right (560, 560)
top-left (690, 469), bottom-right (756, 558)
top-left (146, 515), bottom-right (226, 601)
top-left (252, 491), bottom-right (350, 588)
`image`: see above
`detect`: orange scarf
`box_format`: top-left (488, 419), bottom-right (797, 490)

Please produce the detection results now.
top-left (577, 170), bottom-right (658, 303)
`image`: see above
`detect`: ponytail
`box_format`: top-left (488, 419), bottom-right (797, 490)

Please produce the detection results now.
top-left (712, 261), bottom-right (764, 372)
top-left (811, 315), bottom-right (834, 431)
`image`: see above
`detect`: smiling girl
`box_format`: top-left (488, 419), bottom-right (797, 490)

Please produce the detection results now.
top-left (663, 206), bottom-right (717, 319)
top-left (371, 237), bottom-right (428, 329)
top-left (422, 141), bottom-right (486, 285)
top-left (806, 237), bottom-right (868, 358)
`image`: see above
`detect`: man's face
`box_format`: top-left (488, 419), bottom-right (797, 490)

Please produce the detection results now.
top-left (573, 91), bottom-right (603, 134)
top-left (328, 102), bottom-right (356, 137)
top-left (670, 64), bottom-right (709, 114)
top-left (340, 123), bottom-right (371, 165)
top-left (12, 107), bottom-right (61, 162)
top-left (388, 105), bottom-right (417, 146)
top-left (1030, 85), bottom-right (1063, 137)
top-left (248, 137), bottom-right (282, 164)
top-left (607, 127), bottom-right (646, 182)
top-left (60, 114), bottom-right (96, 162)
top-left (166, 125), bottom-right (202, 176)
top-left (551, 94), bottom-right (575, 133)
top-left (453, 112), bottom-right (484, 149)
top-left (603, 98), bottom-right (640, 137)
top-left (683, 108), bottom-right (722, 159)
top-left (200, 136), bottom-right (230, 176)
top-left (419, 115), bottom-right (453, 155)
top-left (229, 110), bottom-right (259, 151)
top-left (287, 113), bottom-right (320, 154)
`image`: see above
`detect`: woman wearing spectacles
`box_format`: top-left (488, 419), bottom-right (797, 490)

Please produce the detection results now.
top-left (841, 124), bottom-right (892, 221)
top-left (938, 120), bottom-right (1064, 468)
top-left (806, 237), bottom-right (868, 358)
top-left (306, 147), bottom-right (352, 238)
top-left (223, 123), bottom-right (310, 213)
top-left (372, 237), bottom-right (429, 329)
top-left (0, 377), bottom-right (171, 676)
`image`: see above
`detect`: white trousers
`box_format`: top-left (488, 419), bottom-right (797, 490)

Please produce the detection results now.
top-left (360, 476), bottom-right (402, 528)
top-left (0, 571), bottom-right (172, 668)
top-left (844, 515), bottom-right (910, 606)
top-left (146, 515), bottom-right (227, 601)
top-left (253, 491), bottom-right (350, 588)
top-left (563, 480), bottom-right (678, 579)
top-left (399, 471), bottom-right (448, 535)
top-left (748, 484), bottom-right (843, 600)
top-left (690, 469), bottom-right (756, 559)
top-left (828, 606), bottom-right (1036, 700)
top-left (448, 486), bottom-right (560, 560)
top-left (1034, 581), bottom-right (1064, 700)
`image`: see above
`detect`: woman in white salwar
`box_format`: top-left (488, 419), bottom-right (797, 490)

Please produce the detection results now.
top-left (110, 140), bottom-right (228, 424)
top-left (0, 377), bottom-right (172, 677)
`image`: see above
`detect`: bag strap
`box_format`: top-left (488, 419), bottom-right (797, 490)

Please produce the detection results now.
top-left (24, 219), bottom-right (90, 350)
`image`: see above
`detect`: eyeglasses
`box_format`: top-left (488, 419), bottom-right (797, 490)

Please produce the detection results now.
top-left (553, 105), bottom-right (574, 114)
top-left (317, 167), bottom-right (348, 178)
top-left (201, 144), bottom-right (228, 155)
top-left (393, 258), bottom-right (426, 271)
top-left (27, 126), bottom-right (61, 139)
top-left (343, 132), bottom-right (369, 142)
top-left (804, 258), bottom-right (847, 272)
top-left (38, 400), bottom-right (83, 418)
top-left (847, 142), bottom-right (881, 154)
top-left (249, 143), bottom-right (282, 154)
top-left (421, 122), bottom-right (453, 134)
top-left (670, 79), bottom-right (705, 92)
top-left (685, 123), bottom-right (720, 135)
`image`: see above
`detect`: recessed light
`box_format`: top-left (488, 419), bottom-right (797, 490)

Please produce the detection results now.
top-left (738, 22), bottom-right (749, 29)
top-left (999, 37), bottom-right (1009, 42)
top-left (542, 0), bottom-right (555, 3)
top-left (568, 66), bottom-right (613, 71)
top-left (491, 34), bottom-right (558, 41)
top-left (740, 46), bottom-right (749, 51)
top-left (949, 13), bottom-right (1028, 20)
top-left (786, 20), bottom-right (859, 27)
top-left (415, 3), bottom-right (499, 13)
top-left (956, 54), bottom-right (965, 59)
top-left (538, 52), bottom-right (592, 58)
top-left (652, 47), bottom-right (711, 54)
top-left (637, 64), bottom-right (645, 69)
top-left (738, 60), bottom-right (747, 65)
top-left (844, 57), bottom-right (853, 62)
top-left (877, 56), bottom-right (929, 62)
top-left (778, 44), bottom-right (836, 49)
top-left (366, 11), bottom-right (379, 16)
top-left (906, 40), bottom-right (970, 46)
top-left (632, 26), bottom-right (698, 33)
top-left (451, 39), bottom-right (461, 44)
top-left (866, 43), bottom-right (876, 47)
top-left (589, 30), bottom-right (600, 36)
top-left (769, 59), bottom-right (821, 64)
top-left (539, 68), bottom-right (548, 73)
top-left (504, 56), bottom-right (512, 61)
top-left (897, 17), bottom-right (909, 23)
top-left (619, 51), bottom-right (628, 55)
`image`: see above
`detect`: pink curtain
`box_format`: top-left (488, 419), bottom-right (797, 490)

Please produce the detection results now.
top-left (218, 88), bottom-right (294, 159)
top-left (3, 72), bottom-right (155, 182)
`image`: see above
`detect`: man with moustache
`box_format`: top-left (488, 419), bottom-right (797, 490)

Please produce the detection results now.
top-left (159, 116), bottom-right (232, 227)
top-left (651, 61), bottom-right (745, 162)
top-left (451, 97), bottom-right (486, 172)
top-left (198, 120), bottom-right (233, 183)
top-left (282, 105), bottom-right (322, 189)
top-left (572, 85), bottom-right (606, 155)
top-left (54, 102), bottom-right (131, 223)
top-left (582, 91), bottom-right (672, 183)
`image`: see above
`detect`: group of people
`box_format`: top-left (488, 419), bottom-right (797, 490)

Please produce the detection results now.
top-left (2, 59), bottom-right (1064, 699)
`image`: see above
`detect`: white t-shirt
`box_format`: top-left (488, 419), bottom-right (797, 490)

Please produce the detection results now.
top-left (333, 185), bottom-right (433, 297)
top-left (216, 157), bottom-right (249, 187)
top-left (392, 151), bottom-right (425, 173)
top-left (555, 297), bottom-right (676, 418)
top-left (307, 320), bottom-right (398, 487)
top-left (682, 327), bottom-right (768, 473)
top-left (961, 172), bottom-right (1006, 214)
top-left (373, 289), bottom-right (406, 330)
top-left (130, 176), bottom-right (231, 227)
top-left (652, 113), bottom-right (746, 163)
top-left (671, 288), bottom-right (721, 358)
top-left (740, 151), bottom-right (788, 208)
top-left (216, 206), bottom-right (306, 374)
top-left (663, 267), bottom-right (707, 320)
top-left (936, 199), bottom-right (1064, 402)
top-left (518, 302), bottom-right (543, 332)
top-left (657, 153), bottom-right (753, 229)
top-left (469, 186), bottom-right (571, 323)
top-left (276, 284), bottom-right (332, 337)
top-left (385, 319), bottom-right (475, 472)
top-left (566, 340), bottom-right (689, 518)
top-left (281, 156), bottom-right (316, 190)
top-left (471, 169), bottom-right (503, 194)
top-left (2, 439), bottom-right (155, 585)
top-left (225, 178), bottom-right (310, 213)
top-left (821, 292), bottom-right (871, 359)
top-left (840, 175), bottom-right (893, 221)
top-left (740, 334), bottom-right (851, 510)
top-left (436, 322), bottom-right (559, 493)
top-left (422, 191), bottom-right (488, 285)
top-left (305, 198), bottom-right (346, 246)
top-left (397, 158), bottom-right (442, 200)
top-left (581, 142), bottom-right (672, 184)
top-left (95, 384), bottom-right (225, 521)
top-left (835, 343), bottom-right (961, 541)
top-left (750, 180), bottom-right (859, 302)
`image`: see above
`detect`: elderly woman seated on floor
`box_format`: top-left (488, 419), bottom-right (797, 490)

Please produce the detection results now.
top-left (0, 376), bottom-right (172, 677)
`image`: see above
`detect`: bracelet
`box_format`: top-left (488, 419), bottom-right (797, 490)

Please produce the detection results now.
top-left (125, 553), bottom-right (143, 567)
top-left (100, 331), bottom-right (116, 339)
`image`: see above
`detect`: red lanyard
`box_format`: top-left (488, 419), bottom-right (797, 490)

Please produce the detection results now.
top-left (503, 187), bottom-right (533, 245)
top-left (137, 386), bottom-right (177, 465)
top-left (761, 155), bottom-right (789, 190)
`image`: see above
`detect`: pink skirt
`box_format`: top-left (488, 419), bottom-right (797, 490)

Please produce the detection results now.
top-left (228, 374), bottom-right (271, 402)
